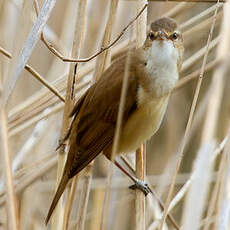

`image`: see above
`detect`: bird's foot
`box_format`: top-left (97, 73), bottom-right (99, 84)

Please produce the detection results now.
top-left (56, 139), bottom-right (66, 151)
top-left (129, 178), bottom-right (152, 196)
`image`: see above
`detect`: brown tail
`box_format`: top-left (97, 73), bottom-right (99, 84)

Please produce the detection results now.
top-left (45, 173), bottom-right (69, 225)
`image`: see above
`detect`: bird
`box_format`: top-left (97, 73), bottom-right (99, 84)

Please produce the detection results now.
top-left (45, 17), bottom-right (184, 224)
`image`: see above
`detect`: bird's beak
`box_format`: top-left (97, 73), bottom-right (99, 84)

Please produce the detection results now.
top-left (157, 31), bottom-right (167, 41)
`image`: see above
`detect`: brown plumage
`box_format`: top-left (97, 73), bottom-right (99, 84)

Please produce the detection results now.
top-left (150, 17), bottom-right (177, 33)
top-left (45, 53), bottom-right (140, 224)
top-left (45, 17), bottom-right (184, 224)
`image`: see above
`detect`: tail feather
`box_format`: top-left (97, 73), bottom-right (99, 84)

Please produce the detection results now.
top-left (45, 173), bottom-right (69, 225)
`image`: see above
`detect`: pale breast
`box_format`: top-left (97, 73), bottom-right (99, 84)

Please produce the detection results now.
top-left (117, 41), bottom-right (178, 154)
top-left (143, 40), bottom-right (179, 97)
top-left (118, 94), bottom-right (169, 154)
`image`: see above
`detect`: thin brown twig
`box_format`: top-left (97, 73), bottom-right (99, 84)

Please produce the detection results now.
top-left (24, 65), bottom-right (65, 102)
top-left (39, 4), bottom-right (148, 63)
top-left (159, 2), bottom-right (220, 229)
top-left (0, 46), bottom-right (11, 58)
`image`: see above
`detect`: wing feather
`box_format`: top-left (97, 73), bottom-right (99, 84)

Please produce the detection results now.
top-left (66, 53), bottom-right (139, 178)
top-left (46, 51), bottom-right (141, 224)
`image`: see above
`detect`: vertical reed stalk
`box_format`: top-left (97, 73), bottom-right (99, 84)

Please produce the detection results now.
top-left (200, 2), bottom-right (229, 144)
top-left (159, 3), bottom-right (220, 229)
top-left (51, 0), bottom-right (87, 229)
top-left (97, 1), bottom-right (119, 229)
top-left (93, 0), bottom-right (119, 82)
top-left (135, 1), bottom-right (147, 229)
top-left (75, 167), bottom-right (92, 230)
top-left (202, 2), bottom-right (230, 229)
top-left (135, 145), bottom-right (146, 229)
top-left (0, 101), bottom-right (19, 229)
top-left (63, 1), bottom-right (88, 229)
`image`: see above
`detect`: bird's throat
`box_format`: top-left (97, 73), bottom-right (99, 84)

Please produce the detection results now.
top-left (142, 40), bottom-right (179, 97)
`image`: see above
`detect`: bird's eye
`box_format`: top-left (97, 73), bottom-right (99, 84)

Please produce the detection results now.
top-left (149, 32), bottom-right (155, 40)
top-left (172, 32), bottom-right (178, 40)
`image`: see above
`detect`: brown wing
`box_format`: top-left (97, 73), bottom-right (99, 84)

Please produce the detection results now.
top-left (45, 54), bottom-right (139, 224)
top-left (55, 91), bottom-right (90, 149)
top-left (67, 54), bottom-right (139, 178)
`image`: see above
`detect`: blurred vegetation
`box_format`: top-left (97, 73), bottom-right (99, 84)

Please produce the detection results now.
top-left (0, 0), bottom-right (229, 230)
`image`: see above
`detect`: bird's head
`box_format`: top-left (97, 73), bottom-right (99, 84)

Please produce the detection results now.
top-left (144, 17), bottom-right (184, 71)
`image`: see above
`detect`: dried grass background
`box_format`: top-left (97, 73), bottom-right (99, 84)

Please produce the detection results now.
top-left (0, 0), bottom-right (230, 230)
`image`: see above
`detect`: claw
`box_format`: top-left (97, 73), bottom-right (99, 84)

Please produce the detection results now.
top-left (129, 179), bottom-right (152, 196)
top-left (56, 139), bottom-right (66, 151)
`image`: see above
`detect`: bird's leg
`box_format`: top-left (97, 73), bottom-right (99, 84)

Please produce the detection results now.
top-left (114, 160), bottom-right (152, 196)
top-left (56, 139), bottom-right (66, 151)
top-left (56, 127), bottom-right (72, 151)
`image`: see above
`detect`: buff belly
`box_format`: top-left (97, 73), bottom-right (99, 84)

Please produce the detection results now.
top-left (118, 95), bottom-right (169, 154)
